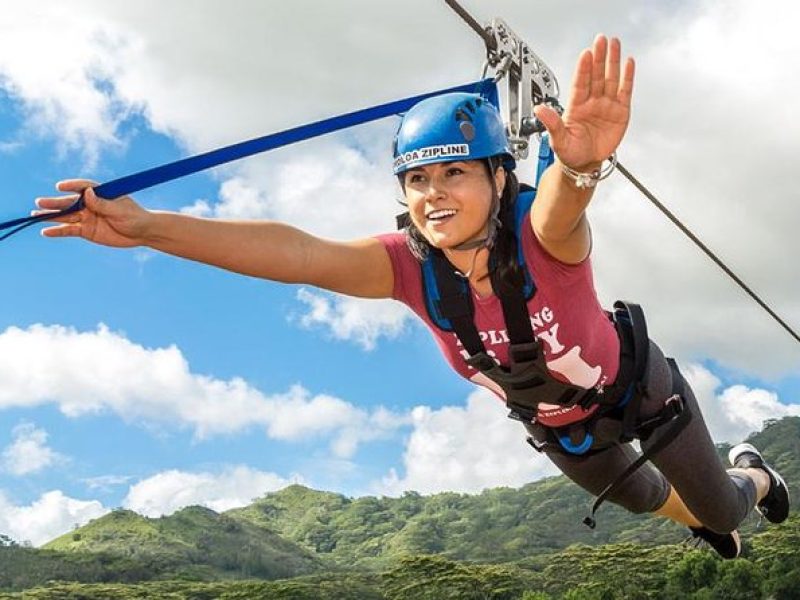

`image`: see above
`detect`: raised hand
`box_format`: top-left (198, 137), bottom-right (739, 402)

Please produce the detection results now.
top-left (34, 180), bottom-right (153, 247)
top-left (534, 35), bottom-right (635, 170)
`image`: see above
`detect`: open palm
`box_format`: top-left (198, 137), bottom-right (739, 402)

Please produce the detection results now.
top-left (534, 35), bottom-right (635, 170)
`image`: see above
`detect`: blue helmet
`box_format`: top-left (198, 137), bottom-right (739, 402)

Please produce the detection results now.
top-left (392, 92), bottom-right (515, 175)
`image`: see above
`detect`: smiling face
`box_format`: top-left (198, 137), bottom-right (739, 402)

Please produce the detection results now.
top-left (402, 159), bottom-right (505, 250)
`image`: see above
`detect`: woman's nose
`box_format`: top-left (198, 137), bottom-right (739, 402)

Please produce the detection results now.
top-left (424, 176), bottom-right (447, 199)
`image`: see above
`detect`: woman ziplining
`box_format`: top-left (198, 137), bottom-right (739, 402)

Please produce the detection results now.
top-left (32, 35), bottom-right (789, 559)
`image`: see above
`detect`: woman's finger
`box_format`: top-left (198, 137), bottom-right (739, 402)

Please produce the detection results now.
top-left (617, 56), bottom-right (636, 107)
top-left (30, 208), bottom-right (81, 223)
top-left (35, 195), bottom-right (81, 210)
top-left (55, 179), bottom-right (97, 193)
top-left (40, 223), bottom-right (82, 238)
top-left (81, 186), bottom-right (114, 215)
top-left (589, 35), bottom-right (608, 98)
top-left (568, 48), bottom-right (593, 106)
top-left (604, 37), bottom-right (621, 99)
top-left (533, 104), bottom-right (566, 146)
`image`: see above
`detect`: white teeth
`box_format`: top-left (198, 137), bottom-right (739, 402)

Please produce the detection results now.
top-left (427, 209), bottom-right (457, 220)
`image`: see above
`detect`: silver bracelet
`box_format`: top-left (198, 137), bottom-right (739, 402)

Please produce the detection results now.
top-left (561, 153), bottom-right (618, 189)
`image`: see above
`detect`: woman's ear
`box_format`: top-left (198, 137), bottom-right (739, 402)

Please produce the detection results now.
top-left (494, 166), bottom-right (507, 198)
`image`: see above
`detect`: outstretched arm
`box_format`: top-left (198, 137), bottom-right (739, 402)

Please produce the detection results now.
top-left (530, 35), bottom-right (635, 264)
top-left (36, 179), bottom-right (395, 299)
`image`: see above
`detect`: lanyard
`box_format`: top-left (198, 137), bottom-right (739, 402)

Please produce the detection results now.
top-left (0, 78), bottom-right (496, 242)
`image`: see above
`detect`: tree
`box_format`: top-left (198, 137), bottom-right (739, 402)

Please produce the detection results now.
top-left (709, 560), bottom-right (764, 600)
top-left (562, 585), bottom-right (615, 600)
top-left (663, 551), bottom-right (718, 598)
top-left (766, 568), bottom-right (800, 600)
top-left (520, 592), bottom-right (552, 600)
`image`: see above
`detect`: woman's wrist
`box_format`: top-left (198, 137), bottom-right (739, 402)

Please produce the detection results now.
top-left (139, 210), bottom-right (173, 248)
top-left (557, 154), bottom-right (618, 189)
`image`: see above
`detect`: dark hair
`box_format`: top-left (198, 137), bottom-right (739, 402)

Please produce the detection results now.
top-left (400, 159), bottom-right (523, 293)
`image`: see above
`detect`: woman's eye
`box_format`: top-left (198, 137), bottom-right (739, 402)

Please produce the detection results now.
top-left (407, 174), bottom-right (424, 184)
top-left (447, 167), bottom-right (463, 176)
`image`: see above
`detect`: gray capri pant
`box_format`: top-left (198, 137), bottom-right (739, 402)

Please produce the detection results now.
top-left (526, 341), bottom-right (756, 534)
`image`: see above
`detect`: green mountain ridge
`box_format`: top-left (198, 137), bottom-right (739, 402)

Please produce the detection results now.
top-left (228, 416), bottom-right (800, 567)
top-left (44, 503), bottom-right (324, 580)
top-left (2, 416), bottom-right (798, 597)
top-left (4, 519), bottom-right (800, 599)
top-left (41, 417), bottom-right (800, 566)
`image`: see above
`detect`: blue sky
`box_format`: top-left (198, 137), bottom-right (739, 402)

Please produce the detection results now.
top-left (0, 0), bottom-right (799, 546)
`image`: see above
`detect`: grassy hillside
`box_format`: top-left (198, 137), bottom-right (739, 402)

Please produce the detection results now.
top-left (44, 504), bottom-right (324, 580)
top-left (2, 514), bottom-right (799, 599)
top-left (1, 417), bottom-right (797, 595)
top-left (227, 417), bottom-right (800, 567)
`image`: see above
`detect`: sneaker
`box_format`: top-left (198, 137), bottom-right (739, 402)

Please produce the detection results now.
top-left (688, 526), bottom-right (741, 559)
top-left (728, 442), bottom-right (790, 524)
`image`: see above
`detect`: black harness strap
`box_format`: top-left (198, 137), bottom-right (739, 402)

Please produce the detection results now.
top-left (582, 358), bottom-right (692, 529)
top-left (430, 249), bottom-right (604, 417)
top-left (614, 300), bottom-right (649, 443)
top-left (430, 246), bottom-right (686, 529)
top-left (489, 260), bottom-right (535, 346)
top-left (431, 249), bottom-right (484, 356)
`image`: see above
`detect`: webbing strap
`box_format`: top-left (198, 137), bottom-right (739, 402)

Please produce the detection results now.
top-left (614, 301), bottom-right (649, 442)
top-left (583, 359), bottom-right (692, 529)
top-left (431, 250), bottom-right (484, 355)
top-left (0, 78), bottom-right (495, 242)
top-left (535, 134), bottom-right (553, 188)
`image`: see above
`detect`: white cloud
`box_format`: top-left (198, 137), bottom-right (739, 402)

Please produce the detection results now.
top-left (587, 0), bottom-right (800, 375)
top-left (0, 324), bottom-right (407, 457)
top-left (683, 363), bottom-right (800, 444)
top-left (377, 364), bottom-right (800, 497)
top-left (197, 138), bottom-right (400, 241)
top-left (1, 0), bottom-right (797, 375)
top-left (82, 475), bottom-right (133, 492)
top-left (0, 490), bottom-right (108, 547)
top-left (293, 288), bottom-right (411, 351)
top-left (180, 199), bottom-right (213, 218)
top-left (377, 388), bottom-right (559, 496)
top-left (0, 465), bottom-right (300, 545)
top-left (0, 2), bottom-right (140, 165)
top-left (1, 423), bottom-right (65, 476)
top-left (122, 465), bottom-right (299, 518)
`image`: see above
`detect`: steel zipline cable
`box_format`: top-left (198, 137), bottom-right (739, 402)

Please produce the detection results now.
top-left (444, 0), bottom-right (799, 347)
top-left (616, 162), bottom-right (800, 344)
top-left (0, 1), bottom-right (795, 346)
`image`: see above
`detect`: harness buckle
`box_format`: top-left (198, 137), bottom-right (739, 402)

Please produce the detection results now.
top-left (664, 394), bottom-right (684, 413)
top-left (507, 407), bottom-right (536, 424)
top-left (526, 435), bottom-right (547, 454)
top-left (635, 394), bottom-right (686, 442)
top-left (467, 353), bottom-right (498, 372)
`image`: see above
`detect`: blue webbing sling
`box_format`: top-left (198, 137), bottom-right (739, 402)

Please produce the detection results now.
top-left (0, 78), bottom-right (496, 242)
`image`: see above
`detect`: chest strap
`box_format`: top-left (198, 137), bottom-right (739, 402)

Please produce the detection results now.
top-left (431, 249), bottom-right (622, 413)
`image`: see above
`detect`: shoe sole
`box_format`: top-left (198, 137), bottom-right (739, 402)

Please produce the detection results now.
top-left (729, 443), bottom-right (790, 523)
top-left (689, 526), bottom-right (741, 559)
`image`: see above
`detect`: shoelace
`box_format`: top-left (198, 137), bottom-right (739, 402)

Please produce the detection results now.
top-left (684, 531), bottom-right (708, 550)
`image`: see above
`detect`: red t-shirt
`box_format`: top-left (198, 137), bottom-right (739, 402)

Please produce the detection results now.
top-left (376, 211), bottom-right (620, 427)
